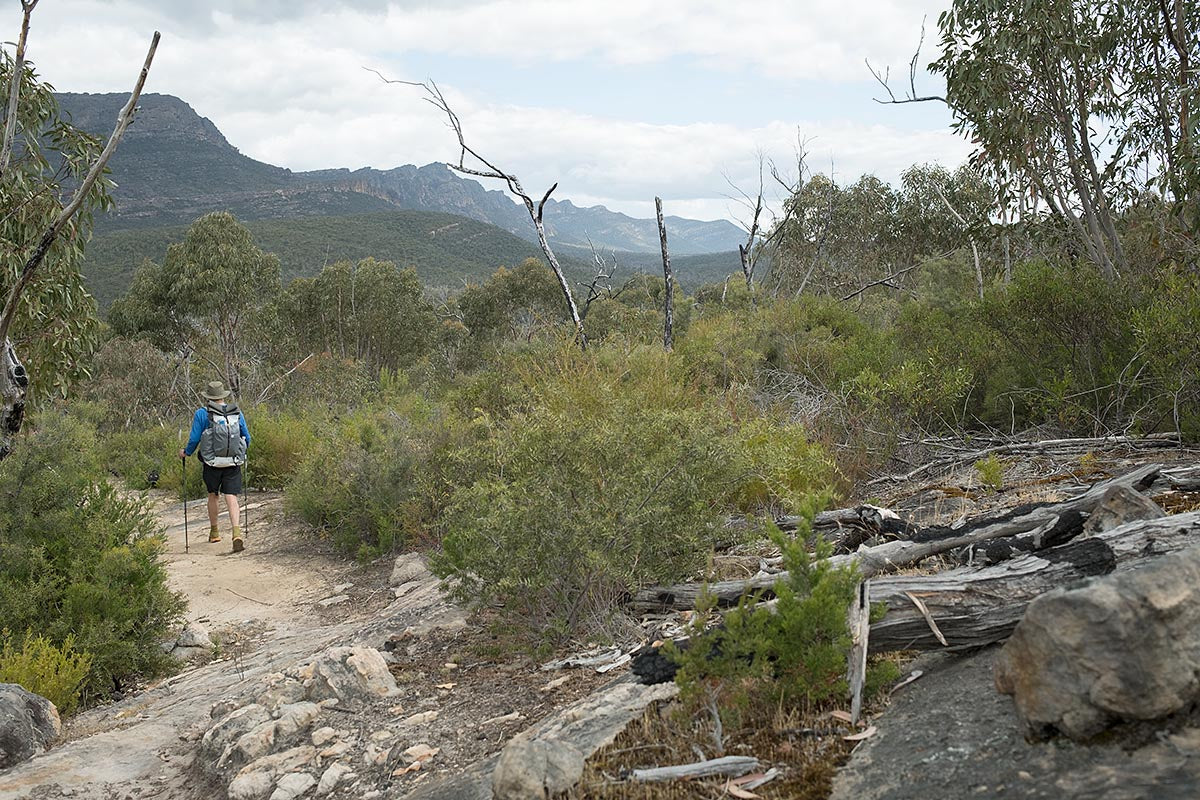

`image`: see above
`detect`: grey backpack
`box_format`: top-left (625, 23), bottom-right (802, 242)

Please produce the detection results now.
top-left (199, 402), bottom-right (247, 467)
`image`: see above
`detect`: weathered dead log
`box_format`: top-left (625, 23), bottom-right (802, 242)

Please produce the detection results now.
top-left (776, 504), bottom-right (915, 553)
top-left (867, 509), bottom-right (1200, 654)
top-left (631, 464), bottom-right (1161, 612)
top-left (868, 433), bottom-right (1180, 487)
top-left (629, 755), bottom-right (759, 782)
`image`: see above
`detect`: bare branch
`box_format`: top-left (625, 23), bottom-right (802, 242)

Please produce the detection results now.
top-left (373, 70), bottom-right (585, 344)
top-left (0, 30), bottom-right (160, 349)
top-left (839, 263), bottom-right (922, 302)
top-left (866, 20), bottom-right (947, 106)
top-left (0, 0), bottom-right (38, 177)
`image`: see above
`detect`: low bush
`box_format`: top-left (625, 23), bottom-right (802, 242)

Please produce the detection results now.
top-left (434, 344), bottom-right (836, 646)
top-left (0, 413), bottom-right (185, 704)
top-left (669, 513), bottom-right (898, 723)
top-left (244, 406), bottom-right (318, 489)
top-left (285, 392), bottom-right (485, 559)
top-left (0, 631), bottom-right (92, 715)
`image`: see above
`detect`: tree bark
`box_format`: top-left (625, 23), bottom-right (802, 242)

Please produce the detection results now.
top-left (655, 197), bottom-right (674, 352)
top-left (867, 509), bottom-right (1200, 653)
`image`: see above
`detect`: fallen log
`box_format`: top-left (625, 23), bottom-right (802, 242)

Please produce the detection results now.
top-left (777, 504), bottom-right (915, 552)
top-left (867, 509), bottom-right (1200, 654)
top-left (866, 433), bottom-right (1179, 487)
top-left (631, 463), bottom-right (1161, 612)
top-left (629, 755), bottom-right (759, 782)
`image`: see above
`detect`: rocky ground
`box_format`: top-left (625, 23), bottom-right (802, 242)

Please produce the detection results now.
top-left (4, 445), bottom-right (1200, 799)
top-left (0, 490), bottom-right (671, 800)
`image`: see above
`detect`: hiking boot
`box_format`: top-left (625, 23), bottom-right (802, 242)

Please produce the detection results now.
top-left (208, 528), bottom-right (221, 543)
top-left (232, 527), bottom-right (244, 553)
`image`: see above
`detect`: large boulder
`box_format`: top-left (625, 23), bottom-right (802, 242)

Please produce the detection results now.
top-left (492, 738), bottom-right (584, 800)
top-left (0, 683), bottom-right (60, 770)
top-left (995, 544), bottom-right (1200, 740)
top-left (296, 646), bottom-right (398, 703)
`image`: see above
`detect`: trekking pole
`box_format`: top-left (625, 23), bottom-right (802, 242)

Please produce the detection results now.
top-left (242, 459), bottom-right (249, 539)
top-left (181, 456), bottom-right (189, 554)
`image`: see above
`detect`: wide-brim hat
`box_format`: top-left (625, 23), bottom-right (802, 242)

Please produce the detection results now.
top-left (201, 380), bottom-right (231, 401)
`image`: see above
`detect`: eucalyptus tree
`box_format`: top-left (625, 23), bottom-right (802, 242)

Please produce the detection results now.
top-left (111, 212), bottom-right (280, 397)
top-left (0, 1), bottom-right (159, 458)
top-left (928, 0), bottom-right (1199, 279)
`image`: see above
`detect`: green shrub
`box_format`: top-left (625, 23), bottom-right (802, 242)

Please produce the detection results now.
top-left (99, 424), bottom-right (206, 499)
top-left (974, 454), bottom-right (1005, 491)
top-left (286, 391), bottom-right (485, 559)
top-left (244, 406), bottom-right (318, 489)
top-left (0, 631), bottom-right (92, 715)
top-left (669, 513), bottom-right (896, 721)
top-left (434, 344), bottom-right (835, 646)
top-left (0, 413), bottom-right (186, 704)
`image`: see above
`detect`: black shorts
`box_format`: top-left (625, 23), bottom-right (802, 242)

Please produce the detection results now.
top-left (202, 462), bottom-right (243, 496)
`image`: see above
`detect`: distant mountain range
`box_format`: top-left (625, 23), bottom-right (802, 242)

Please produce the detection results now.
top-left (57, 93), bottom-right (745, 255)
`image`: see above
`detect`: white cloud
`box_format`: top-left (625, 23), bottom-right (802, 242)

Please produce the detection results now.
top-left (3, 0), bottom-right (966, 222)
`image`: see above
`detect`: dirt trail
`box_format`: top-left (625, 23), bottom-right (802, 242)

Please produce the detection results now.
top-left (0, 489), bottom-right (419, 800)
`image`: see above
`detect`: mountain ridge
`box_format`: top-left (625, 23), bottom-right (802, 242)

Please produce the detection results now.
top-left (58, 92), bottom-right (744, 255)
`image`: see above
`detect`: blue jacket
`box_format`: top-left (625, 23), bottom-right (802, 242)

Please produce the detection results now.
top-left (184, 406), bottom-right (250, 462)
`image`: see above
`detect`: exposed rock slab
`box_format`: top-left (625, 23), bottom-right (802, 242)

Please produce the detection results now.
top-left (831, 647), bottom-right (1200, 800)
top-left (402, 679), bottom-right (678, 799)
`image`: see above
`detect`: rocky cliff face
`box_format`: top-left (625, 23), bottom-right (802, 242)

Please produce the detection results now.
top-left (59, 92), bottom-right (234, 148)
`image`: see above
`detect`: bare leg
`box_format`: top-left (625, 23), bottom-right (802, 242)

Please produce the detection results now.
top-left (225, 492), bottom-right (241, 532)
top-left (227, 492), bottom-right (244, 552)
top-left (207, 493), bottom-right (221, 541)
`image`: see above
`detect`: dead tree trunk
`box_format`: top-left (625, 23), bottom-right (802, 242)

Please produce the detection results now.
top-left (655, 196), bottom-right (674, 352)
top-left (867, 509), bottom-right (1200, 653)
top-left (630, 464), bottom-right (1161, 612)
top-left (0, 29), bottom-right (160, 459)
top-left (377, 76), bottom-right (586, 347)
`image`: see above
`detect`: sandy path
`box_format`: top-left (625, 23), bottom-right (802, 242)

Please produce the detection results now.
top-left (0, 489), bottom-right (396, 800)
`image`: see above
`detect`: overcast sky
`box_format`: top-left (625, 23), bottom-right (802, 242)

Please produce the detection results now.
top-left (6, 0), bottom-right (972, 223)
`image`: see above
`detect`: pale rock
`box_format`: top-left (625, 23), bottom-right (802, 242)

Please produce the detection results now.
top-left (274, 702), bottom-right (322, 740)
top-left (492, 738), bottom-right (585, 799)
top-left (178, 622), bottom-right (214, 649)
top-left (170, 645), bottom-right (210, 662)
top-left (257, 677), bottom-right (308, 711)
top-left (317, 595), bottom-right (349, 608)
top-left (389, 552), bottom-right (430, 587)
top-left (268, 772), bottom-right (316, 800)
top-left (0, 683), bottom-right (61, 770)
top-left (996, 544), bottom-right (1200, 740)
top-left (333, 583), bottom-right (354, 593)
top-left (228, 745), bottom-right (317, 800)
top-left (319, 741), bottom-right (351, 759)
top-left (200, 704), bottom-right (272, 771)
top-left (315, 762), bottom-right (352, 796)
top-left (226, 770), bottom-right (275, 800)
top-left (398, 710), bottom-right (438, 727)
top-left (299, 646), bottom-right (398, 703)
top-left (224, 719), bottom-right (279, 770)
top-left (370, 729), bottom-right (393, 742)
top-left (310, 726), bottom-right (338, 747)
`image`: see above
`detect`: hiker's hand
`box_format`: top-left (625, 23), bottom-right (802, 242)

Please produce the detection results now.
top-left (179, 449), bottom-right (187, 460)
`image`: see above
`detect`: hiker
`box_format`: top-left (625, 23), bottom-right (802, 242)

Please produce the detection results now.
top-left (179, 380), bottom-right (251, 552)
